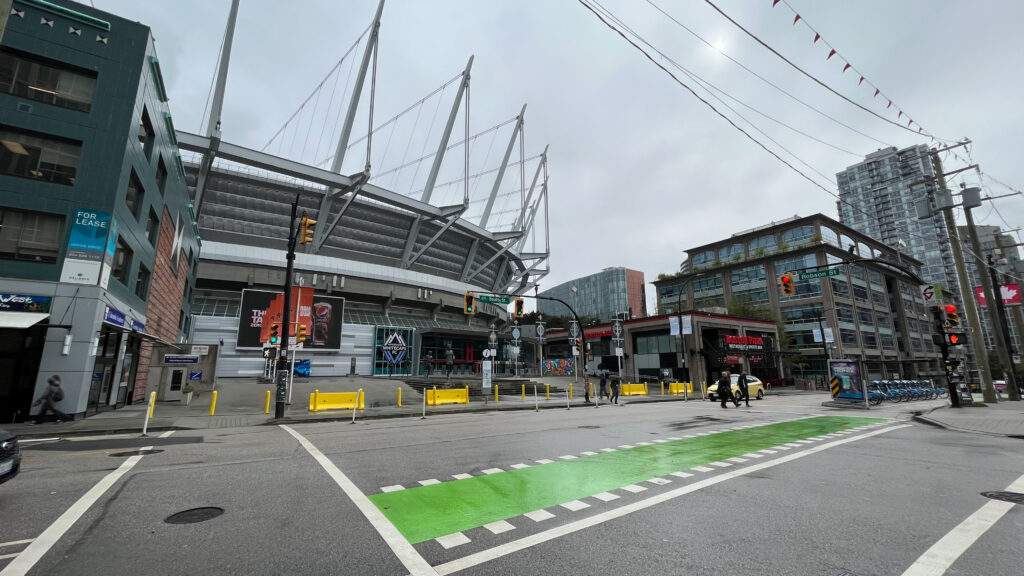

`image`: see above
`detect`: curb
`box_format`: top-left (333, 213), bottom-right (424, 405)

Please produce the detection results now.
top-left (13, 426), bottom-right (182, 440)
top-left (910, 406), bottom-right (1022, 438)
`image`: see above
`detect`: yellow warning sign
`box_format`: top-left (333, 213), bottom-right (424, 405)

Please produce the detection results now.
top-left (830, 376), bottom-right (841, 398)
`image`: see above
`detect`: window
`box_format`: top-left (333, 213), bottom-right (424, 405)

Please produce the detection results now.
top-left (135, 264), bottom-right (150, 299)
top-left (0, 125), bottom-right (80, 184)
top-left (690, 250), bottom-right (715, 268)
top-left (146, 208), bottom-right (159, 245)
top-left (112, 237), bottom-right (132, 285)
top-left (748, 235), bottom-right (778, 256)
top-left (840, 328), bottom-right (859, 347)
top-left (781, 225), bottom-right (815, 247)
top-left (125, 170), bottom-right (144, 219)
top-left (836, 303), bottom-right (856, 325)
top-left (138, 108), bottom-right (154, 160)
top-left (780, 303), bottom-right (824, 324)
top-left (858, 307), bottom-right (874, 326)
top-left (718, 243), bottom-right (744, 261)
top-left (862, 332), bottom-right (878, 348)
top-left (0, 48), bottom-right (96, 112)
top-left (820, 226), bottom-right (840, 248)
top-left (0, 208), bottom-right (64, 263)
top-left (156, 157), bottom-right (168, 195)
top-left (832, 279), bottom-right (850, 299)
top-left (775, 254), bottom-right (821, 299)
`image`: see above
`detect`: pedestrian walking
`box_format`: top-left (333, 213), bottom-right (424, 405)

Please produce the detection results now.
top-left (610, 376), bottom-right (620, 404)
top-left (583, 375), bottom-right (591, 403)
top-left (718, 371), bottom-right (739, 408)
top-left (599, 372), bottom-right (609, 400)
top-left (737, 370), bottom-right (751, 407)
top-left (444, 346), bottom-right (454, 378)
top-left (32, 375), bottom-right (67, 424)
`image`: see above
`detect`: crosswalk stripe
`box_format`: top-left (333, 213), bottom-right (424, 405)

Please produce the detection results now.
top-left (381, 485), bottom-right (405, 493)
top-left (436, 532), bottom-right (471, 549)
top-left (648, 478), bottom-right (672, 486)
top-left (692, 466), bottom-right (714, 472)
top-left (593, 492), bottom-right (620, 502)
top-left (452, 473), bottom-right (473, 480)
top-left (561, 500), bottom-right (590, 512)
top-left (581, 451), bottom-right (598, 456)
top-left (510, 463), bottom-right (530, 469)
top-left (419, 479), bottom-right (441, 486)
top-left (670, 471), bottom-right (694, 478)
top-left (621, 484), bottom-right (647, 493)
top-left (525, 510), bottom-right (556, 522)
top-left (709, 461), bottom-right (732, 468)
top-left (599, 448), bottom-right (617, 452)
top-left (535, 459), bottom-right (554, 465)
top-left (482, 468), bottom-right (503, 475)
top-left (559, 455), bottom-right (578, 460)
top-left (483, 520), bottom-right (516, 535)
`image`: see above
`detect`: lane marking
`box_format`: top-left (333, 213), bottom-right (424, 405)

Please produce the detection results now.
top-left (593, 492), bottom-right (619, 502)
top-left (0, 541), bottom-right (32, 549)
top-left (435, 424), bottom-right (910, 575)
top-left (524, 510), bottom-right (554, 522)
top-left (483, 520), bottom-right (515, 535)
top-left (452, 474), bottom-right (473, 480)
top-left (599, 448), bottom-right (617, 453)
top-left (16, 438), bottom-right (59, 444)
top-left (670, 472), bottom-right (693, 479)
top-left (653, 439), bottom-right (668, 444)
top-left (436, 533), bottom-right (471, 550)
top-left (621, 484), bottom-right (646, 493)
top-left (758, 449), bottom-right (778, 455)
top-left (0, 447), bottom-right (151, 576)
top-left (0, 554), bottom-right (20, 561)
top-left (560, 500), bottom-right (590, 512)
top-left (667, 437), bottom-right (681, 441)
top-left (901, 472), bottom-right (1024, 576)
top-left (618, 445), bottom-right (634, 449)
top-left (635, 442), bottom-right (651, 446)
top-left (482, 468), bottom-right (503, 475)
top-left (558, 455), bottom-right (577, 461)
top-left (158, 430), bottom-right (175, 439)
top-left (745, 453), bottom-right (763, 459)
top-left (535, 459), bottom-right (554, 465)
top-left (509, 464), bottom-right (530, 470)
top-left (692, 466), bottom-right (714, 472)
top-left (278, 425), bottom-right (437, 576)
top-left (419, 479), bottom-right (441, 486)
top-left (647, 478), bottom-right (671, 486)
top-left (709, 461), bottom-right (732, 468)
top-left (727, 457), bottom-right (748, 463)
top-left (580, 451), bottom-right (598, 456)
top-left (381, 485), bottom-right (405, 493)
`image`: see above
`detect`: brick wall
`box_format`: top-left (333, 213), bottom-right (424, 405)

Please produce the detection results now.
top-left (133, 206), bottom-right (188, 402)
top-left (626, 269), bottom-right (647, 319)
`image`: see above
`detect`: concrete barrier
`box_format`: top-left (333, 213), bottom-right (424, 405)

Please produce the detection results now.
top-left (621, 383), bottom-right (649, 396)
top-left (667, 382), bottom-right (694, 395)
top-left (428, 386), bottom-right (470, 406)
top-left (309, 391), bottom-right (366, 412)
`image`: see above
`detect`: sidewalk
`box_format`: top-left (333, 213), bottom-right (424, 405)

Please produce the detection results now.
top-left (4, 376), bottom-right (703, 438)
top-left (914, 400), bottom-right (1024, 437)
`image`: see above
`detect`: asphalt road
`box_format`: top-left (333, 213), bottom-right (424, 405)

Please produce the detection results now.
top-left (2, 395), bottom-right (1022, 576)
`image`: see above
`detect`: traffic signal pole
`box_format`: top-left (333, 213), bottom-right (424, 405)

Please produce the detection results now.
top-left (962, 200), bottom-right (1001, 403)
top-left (275, 194), bottom-right (300, 419)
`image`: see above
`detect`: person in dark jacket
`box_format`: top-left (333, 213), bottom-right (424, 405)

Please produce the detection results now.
top-left (736, 371), bottom-right (751, 407)
top-left (718, 371), bottom-right (739, 408)
top-left (599, 372), bottom-right (609, 400)
top-left (609, 376), bottom-right (620, 404)
top-left (32, 375), bottom-right (67, 424)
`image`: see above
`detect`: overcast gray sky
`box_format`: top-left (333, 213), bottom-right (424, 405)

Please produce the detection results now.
top-left (94, 0), bottom-right (1024, 313)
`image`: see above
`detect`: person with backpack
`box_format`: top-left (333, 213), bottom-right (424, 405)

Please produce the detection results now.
top-left (736, 370), bottom-right (751, 407)
top-left (32, 375), bottom-right (67, 424)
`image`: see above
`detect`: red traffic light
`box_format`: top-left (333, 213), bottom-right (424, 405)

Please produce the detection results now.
top-left (946, 332), bottom-right (965, 346)
top-left (945, 304), bottom-right (956, 314)
top-left (781, 275), bottom-right (791, 284)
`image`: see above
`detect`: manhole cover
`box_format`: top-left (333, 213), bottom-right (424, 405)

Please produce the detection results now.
top-left (578, 425), bottom-right (600, 429)
top-left (109, 449), bottom-right (164, 457)
top-left (981, 491), bottom-right (1024, 505)
top-left (164, 507), bottom-right (225, 524)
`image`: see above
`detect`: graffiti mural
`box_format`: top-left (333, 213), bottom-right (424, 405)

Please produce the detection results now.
top-left (543, 358), bottom-right (575, 376)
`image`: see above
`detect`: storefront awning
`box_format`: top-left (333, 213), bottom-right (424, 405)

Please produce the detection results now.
top-left (0, 311), bottom-right (50, 329)
top-left (129, 330), bottom-right (183, 351)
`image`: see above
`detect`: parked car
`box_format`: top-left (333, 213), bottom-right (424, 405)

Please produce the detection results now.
top-left (0, 428), bottom-right (21, 485)
top-left (707, 374), bottom-right (766, 401)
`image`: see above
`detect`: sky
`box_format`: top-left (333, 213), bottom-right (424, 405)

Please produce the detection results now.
top-left (91, 0), bottom-right (1024, 314)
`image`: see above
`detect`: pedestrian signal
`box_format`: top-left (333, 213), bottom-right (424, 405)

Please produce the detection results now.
top-left (269, 322), bottom-right (280, 345)
top-left (779, 272), bottom-right (796, 296)
top-left (514, 297), bottom-right (525, 318)
top-left (464, 292), bottom-right (475, 315)
top-left (945, 332), bottom-right (965, 346)
top-left (299, 213), bottom-right (317, 245)
top-left (944, 304), bottom-right (960, 328)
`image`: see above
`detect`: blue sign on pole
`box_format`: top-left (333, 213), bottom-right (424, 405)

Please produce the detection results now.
top-left (189, 371), bottom-right (202, 381)
top-left (103, 306), bottom-right (125, 327)
top-left (61, 208), bottom-right (112, 285)
top-left (164, 355), bottom-right (200, 365)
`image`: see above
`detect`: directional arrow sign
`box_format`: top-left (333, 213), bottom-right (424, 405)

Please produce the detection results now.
top-left (798, 268), bottom-right (841, 281)
top-left (478, 294), bottom-right (512, 305)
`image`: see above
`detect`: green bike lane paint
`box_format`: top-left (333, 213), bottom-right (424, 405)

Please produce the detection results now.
top-left (368, 416), bottom-right (885, 544)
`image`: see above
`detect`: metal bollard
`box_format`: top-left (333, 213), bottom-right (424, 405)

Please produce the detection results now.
top-left (546, 384), bottom-right (550, 400)
top-left (534, 385), bottom-right (539, 412)
top-left (661, 382), bottom-right (665, 396)
top-left (265, 390), bottom-right (271, 414)
top-left (314, 389), bottom-right (320, 412)
top-left (522, 384), bottom-right (526, 402)
top-left (569, 383), bottom-right (573, 398)
top-left (421, 386), bottom-right (427, 419)
top-left (351, 388), bottom-right (362, 423)
top-left (397, 387), bottom-right (402, 408)
top-left (141, 391), bottom-right (156, 436)
top-left (495, 385), bottom-right (499, 403)
top-left (209, 390), bottom-right (218, 416)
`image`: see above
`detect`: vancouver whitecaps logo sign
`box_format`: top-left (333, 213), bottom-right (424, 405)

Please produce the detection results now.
top-left (382, 332), bottom-right (408, 365)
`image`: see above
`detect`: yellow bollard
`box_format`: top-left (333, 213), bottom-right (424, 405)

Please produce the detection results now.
top-left (209, 390), bottom-right (218, 416)
top-left (546, 384), bottom-right (550, 400)
top-left (569, 383), bottom-right (573, 398)
top-left (397, 387), bottom-right (402, 408)
top-left (661, 382), bottom-right (665, 395)
top-left (147, 391), bottom-right (156, 418)
top-left (644, 382), bottom-right (648, 395)
top-left (495, 385), bottom-right (499, 403)
top-left (522, 384), bottom-right (526, 401)
top-left (432, 386), bottom-right (437, 407)
top-left (265, 390), bottom-right (271, 414)
top-left (309, 392), bottom-right (316, 412)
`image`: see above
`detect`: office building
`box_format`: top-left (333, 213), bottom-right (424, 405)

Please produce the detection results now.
top-left (536, 267), bottom-right (647, 323)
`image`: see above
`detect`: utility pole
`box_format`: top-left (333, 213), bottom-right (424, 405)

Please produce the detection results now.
top-left (987, 254), bottom-right (1021, 401)
top-left (960, 186), bottom-right (1000, 403)
top-left (994, 234), bottom-right (1024, 401)
top-left (275, 195), bottom-right (300, 418)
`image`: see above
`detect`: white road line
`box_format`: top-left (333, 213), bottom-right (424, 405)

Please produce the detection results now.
top-left (0, 446), bottom-right (151, 576)
top-left (727, 457), bottom-right (748, 463)
top-left (667, 437), bottom-right (681, 441)
top-left (419, 479), bottom-right (441, 486)
top-left (558, 455), bottom-right (577, 460)
top-left (435, 424), bottom-right (910, 575)
top-left (0, 554), bottom-right (20, 561)
top-left (483, 520), bottom-right (515, 535)
top-left (653, 439), bottom-right (668, 443)
top-left (580, 451), bottom-right (598, 456)
top-left (16, 438), bottom-right (59, 444)
top-left (618, 444), bottom-right (634, 449)
top-left (745, 453), bottom-right (763, 459)
top-left (592, 492), bottom-right (619, 502)
top-left (758, 449), bottom-right (778, 454)
top-left (560, 500), bottom-right (590, 512)
top-left (482, 468), bottom-right (503, 475)
top-left (158, 430), bottom-right (175, 439)
top-left (635, 442), bottom-right (651, 446)
top-left (0, 541), bottom-right (32, 549)
top-left (794, 440), bottom-right (814, 444)
top-left (670, 472), bottom-right (693, 479)
top-left (510, 464), bottom-right (530, 470)
top-left (524, 510), bottom-right (555, 522)
top-left (436, 533), bottom-right (471, 550)
top-left (692, 466), bottom-right (714, 472)
top-left (709, 461), bottom-right (732, 468)
top-left (901, 472), bottom-right (1024, 576)
top-left (775, 446), bottom-right (791, 451)
top-left (621, 484), bottom-right (647, 493)
top-left (535, 459), bottom-right (554, 465)
top-left (381, 485), bottom-right (405, 493)
top-left (452, 474), bottom-right (473, 480)
top-left (278, 425), bottom-right (437, 576)
top-left (647, 478), bottom-right (671, 486)
top-left (599, 448), bottom-right (617, 453)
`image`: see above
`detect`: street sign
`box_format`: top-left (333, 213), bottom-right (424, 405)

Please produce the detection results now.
top-left (482, 349), bottom-right (492, 358)
top-left (190, 345), bottom-right (209, 356)
top-left (163, 354), bottom-right (199, 365)
top-left (482, 360), bottom-right (492, 389)
top-left (615, 347), bottom-right (623, 357)
top-left (478, 294), bottom-right (511, 305)
top-left (536, 324), bottom-right (546, 337)
top-left (512, 327), bottom-right (522, 340)
top-left (569, 322), bottom-right (579, 338)
top-left (611, 319), bottom-right (623, 340)
top-left (798, 268), bottom-right (841, 281)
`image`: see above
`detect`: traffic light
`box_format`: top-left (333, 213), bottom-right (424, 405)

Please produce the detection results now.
top-left (945, 332), bottom-right (965, 346)
top-left (514, 298), bottom-right (524, 318)
top-left (463, 292), bottom-right (475, 315)
top-left (944, 304), bottom-right (960, 328)
top-left (299, 213), bottom-right (317, 244)
top-left (296, 323), bottom-right (308, 344)
top-left (269, 322), bottom-right (280, 345)
top-left (779, 272), bottom-right (796, 296)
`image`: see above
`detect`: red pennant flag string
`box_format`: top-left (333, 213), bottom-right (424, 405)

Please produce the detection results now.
top-left (793, 14), bottom-right (801, 24)
top-left (887, 100), bottom-right (892, 108)
top-left (827, 49), bottom-right (836, 60)
top-left (773, 0), bottom-right (782, 6)
top-left (813, 33), bottom-right (820, 43)
top-left (898, 110), bottom-right (903, 118)
top-left (874, 89), bottom-right (880, 97)
top-left (858, 77), bottom-right (865, 85)
top-left (843, 63), bottom-right (851, 73)
top-left (908, 119), bottom-right (913, 127)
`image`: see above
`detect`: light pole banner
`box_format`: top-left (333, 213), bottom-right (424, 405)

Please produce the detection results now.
top-left (669, 316), bottom-right (680, 336)
top-left (974, 284), bottom-right (1021, 307)
top-left (681, 315), bottom-right (693, 335)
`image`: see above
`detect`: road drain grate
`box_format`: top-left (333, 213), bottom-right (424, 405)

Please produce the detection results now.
top-left (981, 491), bottom-right (1024, 505)
top-left (165, 507), bottom-right (225, 524)
top-left (110, 449), bottom-right (164, 457)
